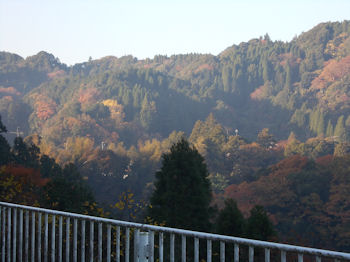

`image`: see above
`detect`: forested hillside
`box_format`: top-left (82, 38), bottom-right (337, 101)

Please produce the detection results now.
top-left (1, 20), bottom-right (350, 251)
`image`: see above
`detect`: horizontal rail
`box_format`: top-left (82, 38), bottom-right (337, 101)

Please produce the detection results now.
top-left (1, 201), bottom-right (350, 261)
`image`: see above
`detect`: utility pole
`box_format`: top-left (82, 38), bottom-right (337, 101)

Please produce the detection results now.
top-left (8, 127), bottom-right (24, 137)
top-left (101, 141), bottom-right (106, 151)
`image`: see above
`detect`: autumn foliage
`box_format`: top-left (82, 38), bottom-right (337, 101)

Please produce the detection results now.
top-left (311, 55), bottom-right (350, 90)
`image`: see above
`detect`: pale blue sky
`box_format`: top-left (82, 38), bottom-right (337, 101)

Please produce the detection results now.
top-left (1, 0), bottom-right (350, 65)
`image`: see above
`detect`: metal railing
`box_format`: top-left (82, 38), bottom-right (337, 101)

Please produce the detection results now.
top-left (1, 201), bottom-right (350, 262)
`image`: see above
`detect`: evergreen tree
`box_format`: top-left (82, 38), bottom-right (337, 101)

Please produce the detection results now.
top-left (334, 115), bottom-right (347, 142)
top-left (0, 115), bottom-right (12, 165)
top-left (148, 138), bottom-right (212, 231)
top-left (216, 199), bottom-right (245, 237)
top-left (140, 94), bottom-right (156, 130)
top-left (245, 205), bottom-right (275, 241)
top-left (257, 128), bottom-right (276, 149)
top-left (222, 66), bottom-right (232, 92)
top-left (326, 120), bottom-right (334, 137)
top-left (44, 163), bottom-right (95, 213)
top-left (285, 63), bottom-right (292, 90)
top-left (316, 110), bottom-right (325, 136)
top-left (262, 58), bottom-right (271, 83)
top-left (12, 137), bottom-right (40, 168)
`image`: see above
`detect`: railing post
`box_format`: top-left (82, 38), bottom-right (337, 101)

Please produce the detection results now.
top-left (158, 232), bottom-right (163, 262)
top-left (207, 239), bottom-right (212, 262)
top-left (13, 208), bottom-right (17, 262)
top-left (148, 231), bottom-right (154, 262)
top-left (234, 243), bottom-right (239, 262)
top-left (19, 209), bottom-right (23, 262)
top-left (220, 241), bottom-right (224, 262)
top-left (170, 233), bottom-right (174, 262)
top-left (265, 248), bottom-right (270, 262)
top-left (194, 238), bottom-right (199, 262)
top-left (51, 215), bottom-right (56, 262)
top-left (1, 207), bottom-right (5, 262)
top-left (81, 220), bottom-right (85, 262)
top-left (116, 226), bottom-right (120, 262)
top-left (58, 217), bottom-right (62, 262)
top-left (298, 253), bottom-right (303, 262)
top-left (38, 213), bottom-right (42, 262)
top-left (7, 207), bottom-right (11, 262)
top-left (89, 221), bottom-right (94, 262)
top-left (44, 213), bottom-right (48, 262)
top-left (98, 223), bottom-right (102, 262)
top-left (73, 219), bottom-right (77, 262)
top-left (125, 228), bottom-right (130, 262)
top-left (31, 212), bottom-right (35, 262)
top-left (249, 246), bottom-right (254, 262)
top-left (281, 250), bottom-right (286, 262)
top-left (134, 229), bottom-right (139, 262)
top-left (107, 224), bottom-right (111, 262)
top-left (181, 235), bottom-right (186, 262)
top-left (65, 217), bottom-right (70, 262)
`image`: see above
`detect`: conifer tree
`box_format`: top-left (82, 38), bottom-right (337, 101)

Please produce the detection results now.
top-left (245, 205), bottom-right (275, 241)
top-left (316, 110), bottom-right (325, 136)
top-left (0, 115), bottom-right (12, 165)
top-left (148, 138), bottom-right (212, 231)
top-left (326, 120), bottom-right (334, 137)
top-left (216, 199), bottom-right (245, 236)
top-left (334, 115), bottom-right (347, 141)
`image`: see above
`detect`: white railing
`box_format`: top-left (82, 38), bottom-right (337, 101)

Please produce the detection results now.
top-left (1, 201), bottom-right (350, 262)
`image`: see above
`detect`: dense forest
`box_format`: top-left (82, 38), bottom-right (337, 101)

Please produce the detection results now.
top-left (1, 21), bottom-right (350, 251)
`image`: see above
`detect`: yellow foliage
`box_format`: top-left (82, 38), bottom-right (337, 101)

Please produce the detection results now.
top-left (102, 99), bottom-right (125, 122)
top-left (138, 139), bottom-right (162, 161)
top-left (102, 99), bottom-right (119, 108)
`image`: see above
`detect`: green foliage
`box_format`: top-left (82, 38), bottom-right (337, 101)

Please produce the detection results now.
top-left (334, 115), bottom-right (347, 141)
top-left (216, 199), bottom-right (245, 237)
top-left (257, 128), bottom-right (276, 148)
top-left (44, 163), bottom-right (94, 213)
top-left (148, 138), bottom-right (212, 231)
top-left (0, 115), bottom-right (12, 165)
top-left (245, 205), bottom-right (276, 241)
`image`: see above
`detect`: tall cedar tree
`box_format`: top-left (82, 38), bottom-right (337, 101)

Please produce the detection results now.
top-left (148, 138), bottom-right (212, 232)
top-left (216, 199), bottom-right (245, 237)
top-left (0, 115), bottom-right (12, 165)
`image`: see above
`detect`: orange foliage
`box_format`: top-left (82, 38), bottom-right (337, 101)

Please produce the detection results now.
top-left (315, 155), bottom-right (334, 166)
top-left (78, 88), bottom-right (100, 105)
top-left (311, 55), bottom-right (350, 90)
top-left (0, 86), bottom-right (21, 96)
top-left (194, 63), bottom-right (214, 73)
top-left (5, 165), bottom-right (49, 187)
top-left (47, 70), bottom-right (65, 79)
top-left (0, 165), bottom-right (49, 205)
top-left (175, 65), bottom-right (182, 71)
top-left (34, 95), bottom-right (57, 120)
top-left (224, 155), bottom-right (309, 216)
top-left (250, 84), bottom-right (267, 100)
top-left (2, 96), bottom-right (13, 102)
top-left (278, 53), bottom-right (300, 67)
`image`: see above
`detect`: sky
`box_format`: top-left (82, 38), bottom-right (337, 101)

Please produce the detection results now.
top-left (1, 0), bottom-right (350, 65)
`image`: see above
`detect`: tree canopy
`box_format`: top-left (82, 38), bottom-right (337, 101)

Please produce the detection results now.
top-left (148, 138), bottom-right (212, 231)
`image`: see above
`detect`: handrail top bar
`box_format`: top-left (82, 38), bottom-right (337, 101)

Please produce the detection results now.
top-left (1, 201), bottom-right (349, 260)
